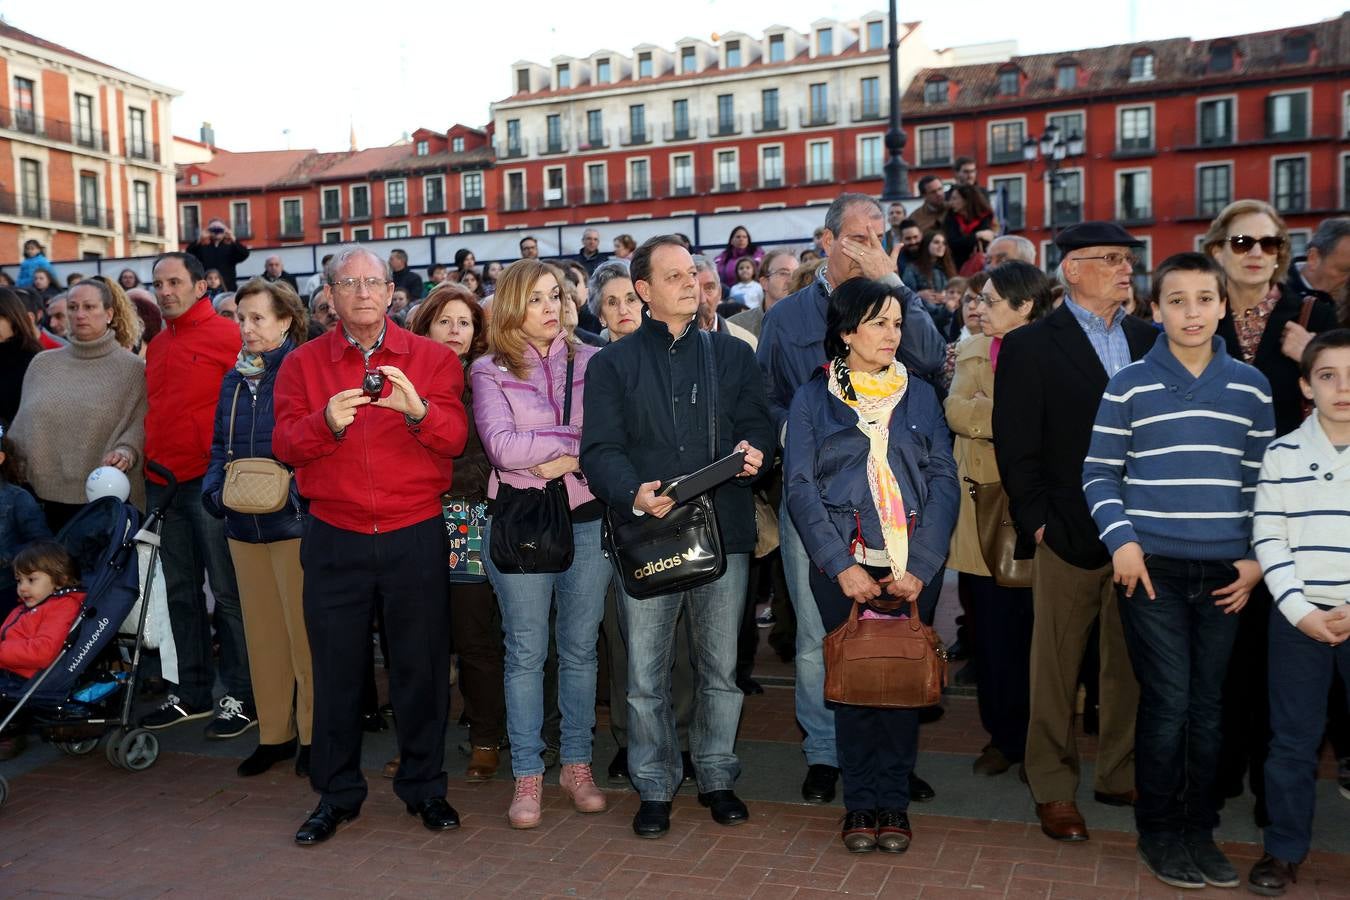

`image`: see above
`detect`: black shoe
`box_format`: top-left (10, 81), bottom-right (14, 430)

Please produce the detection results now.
top-left (841, 809), bottom-right (877, 852)
top-left (407, 797), bottom-right (460, 831)
top-left (801, 764), bottom-right (839, 804)
top-left (204, 695), bottom-right (258, 740)
top-left (1247, 853), bottom-right (1297, 896)
top-left (607, 748), bottom-right (629, 783)
top-left (361, 711), bottom-right (387, 732)
top-left (139, 694), bottom-right (212, 730)
top-left (632, 800), bottom-right (671, 838)
top-left (295, 744), bottom-right (310, 778)
top-left (295, 802), bottom-right (359, 845)
top-left (736, 675), bottom-right (764, 695)
top-left (1182, 834), bottom-right (1238, 888)
top-left (1137, 834), bottom-right (1205, 890)
top-left (875, 807), bottom-right (912, 853)
top-left (681, 750), bottom-right (696, 783)
top-left (698, 790), bottom-right (749, 825)
top-left (917, 705), bottom-right (945, 724)
top-left (908, 772), bottom-right (935, 803)
top-left (237, 738), bottom-right (297, 777)
top-left (946, 639), bottom-right (968, 661)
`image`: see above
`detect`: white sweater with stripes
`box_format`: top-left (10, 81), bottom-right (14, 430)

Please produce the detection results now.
top-left (1253, 413), bottom-right (1350, 627)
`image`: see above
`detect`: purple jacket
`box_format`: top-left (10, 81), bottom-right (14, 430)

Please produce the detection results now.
top-left (469, 333), bottom-right (598, 510)
top-left (714, 246), bottom-right (765, 287)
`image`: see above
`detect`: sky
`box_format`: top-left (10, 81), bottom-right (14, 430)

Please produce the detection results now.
top-left (3, 0), bottom-right (1345, 153)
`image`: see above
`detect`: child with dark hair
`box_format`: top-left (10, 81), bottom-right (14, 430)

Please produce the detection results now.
top-left (0, 429), bottom-right (51, 614)
top-left (1, 539), bottom-right (82, 680)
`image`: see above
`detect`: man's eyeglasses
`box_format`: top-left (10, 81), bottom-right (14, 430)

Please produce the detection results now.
top-left (329, 277), bottom-right (390, 295)
top-left (975, 295), bottom-right (1008, 308)
top-left (1226, 234), bottom-right (1285, 255)
top-left (1072, 252), bottom-right (1137, 269)
top-left (767, 268), bottom-right (795, 279)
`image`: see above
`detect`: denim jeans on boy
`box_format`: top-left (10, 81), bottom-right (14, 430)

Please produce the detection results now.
top-left (619, 553), bottom-right (749, 801)
top-left (147, 477), bottom-right (251, 712)
top-left (780, 497), bottom-right (837, 768)
top-left (1264, 606), bottom-right (1350, 863)
top-left (1116, 554), bottom-right (1240, 837)
top-left (483, 517), bottom-right (608, 777)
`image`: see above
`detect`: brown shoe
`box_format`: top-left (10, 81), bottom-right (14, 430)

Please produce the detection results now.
top-left (1093, 788), bottom-right (1137, 807)
top-left (466, 746), bottom-right (499, 782)
top-left (382, 755), bottom-right (400, 779)
top-left (1036, 801), bottom-right (1089, 842)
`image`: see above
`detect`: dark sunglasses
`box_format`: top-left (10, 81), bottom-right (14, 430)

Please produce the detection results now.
top-left (1227, 234), bottom-right (1284, 255)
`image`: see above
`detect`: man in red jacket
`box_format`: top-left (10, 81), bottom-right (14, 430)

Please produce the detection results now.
top-left (138, 252), bottom-right (257, 740)
top-left (273, 246), bottom-right (467, 845)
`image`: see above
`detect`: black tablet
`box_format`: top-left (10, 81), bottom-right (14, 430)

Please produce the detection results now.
top-left (658, 448), bottom-right (747, 504)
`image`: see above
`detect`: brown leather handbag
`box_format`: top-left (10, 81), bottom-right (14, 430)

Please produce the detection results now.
top-left (221, 383), bottom-right (293, 515)
top-left (824, 595), bottom-right (947, 709)
top-left (965, 477), bottom-right (1032, 588)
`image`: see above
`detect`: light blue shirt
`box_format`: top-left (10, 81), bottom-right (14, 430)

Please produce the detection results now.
top-left (1063, 294), bottom-right (1131, 377)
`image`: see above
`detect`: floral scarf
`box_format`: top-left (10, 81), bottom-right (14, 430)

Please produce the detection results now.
top-left (827, 357), bottom-right (910, 580)
top-left (235, 348), bottom-right (266, 377)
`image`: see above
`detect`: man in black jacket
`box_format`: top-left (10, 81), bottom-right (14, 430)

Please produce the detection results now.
top-left (388, 249), bottom-right (425, 299)
top-left (186, 218), bottom-right (249, 290)
top-left (581, 235), bottom-right (774, 841)
top-left (992, 221), bottom-right (1157, 844)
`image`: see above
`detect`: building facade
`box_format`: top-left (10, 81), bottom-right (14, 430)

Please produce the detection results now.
top-left (0, 24), bottom-right (178, 264)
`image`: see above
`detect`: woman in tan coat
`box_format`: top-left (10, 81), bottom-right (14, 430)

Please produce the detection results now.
top-left (945, 260), bottom-right (1054, 778)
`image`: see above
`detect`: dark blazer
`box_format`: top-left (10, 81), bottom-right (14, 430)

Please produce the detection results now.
top-left (992, 302), bottom-right (1156, 569)
top-left (1215, 282), bottom-right (1338, 439)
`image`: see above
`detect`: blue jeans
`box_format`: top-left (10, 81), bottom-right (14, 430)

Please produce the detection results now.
top-left (483, 517), bottom-right (608, 777)
top-left (1264, 606), bottom-right (1350, 863)
top-left (780, 496), bottom-right (837, 767)
top-left (1116, 555), bottom-right (1240, 837)
top-left (620, 553), bottom-right (749, 801)
top-left (147, 477), bottom-right (250, 711)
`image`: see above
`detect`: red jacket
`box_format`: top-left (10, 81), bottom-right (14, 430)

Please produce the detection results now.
top-left (272, 320), bottom-right (467, 534)
top-left (144, 298), bottom-right (239, 483)
top-left (0, 589), bottom-right (84, 679)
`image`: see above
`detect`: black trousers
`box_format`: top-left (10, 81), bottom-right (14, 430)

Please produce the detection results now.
top-left (449, 579), bottom-right (506, 747)
top-left (302, 515), bottom-right (450, 811)
top-left (1216, 583), bottom-right (1272, 805)
top-left (968, 574), bottom-right (1033, 762)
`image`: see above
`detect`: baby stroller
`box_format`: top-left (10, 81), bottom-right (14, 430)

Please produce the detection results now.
top-left (0, 462), bottom-right (177, 808)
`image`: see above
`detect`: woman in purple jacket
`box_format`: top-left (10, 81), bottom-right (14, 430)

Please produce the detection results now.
top-left (470, 260), bottom-right (609, 830)
top-left (713, 226), bottom-right (765, 289)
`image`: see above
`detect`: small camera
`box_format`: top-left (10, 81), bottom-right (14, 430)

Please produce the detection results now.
top-left (208, 225), bottom-right (225, 235)
top-left (362, 370), bottom-right (385, 399)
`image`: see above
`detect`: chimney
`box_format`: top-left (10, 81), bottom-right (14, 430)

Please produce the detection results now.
top-left (200, 121), bottom-right (215, 148)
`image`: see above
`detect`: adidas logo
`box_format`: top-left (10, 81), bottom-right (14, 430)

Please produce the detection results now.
top-left (633, 555), bottom-right (683, 579)
top-left (681, 544), bottom-right (712, 563)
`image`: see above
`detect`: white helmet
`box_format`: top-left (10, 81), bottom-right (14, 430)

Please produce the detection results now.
top-left (85, 466), bottom-right (131, 503)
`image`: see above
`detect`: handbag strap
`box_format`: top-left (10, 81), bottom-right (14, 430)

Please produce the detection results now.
top-left (1296, 296), bottom-right (1315, 330)
top-left (225, 381), bottom-right (243, 462)
top-left (699, 329), bottom-right (718, 463)
top-left (561, 351), bottom-right (575, 426)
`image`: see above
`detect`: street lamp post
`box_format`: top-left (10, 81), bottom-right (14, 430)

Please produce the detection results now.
top-left (880, 0), bottom-right (909, 202)
top-left (1022, 123), bottom-right (1084, 252)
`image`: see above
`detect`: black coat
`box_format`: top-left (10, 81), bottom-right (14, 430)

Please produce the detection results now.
top-left (580, 312), bottom-right (776, 555)
top-left (186, 240), bottom-right (250, 291)
top-left (992, 303), bottom-right (1157, 569)
top-left (0, 336), bottom-right (37, 427)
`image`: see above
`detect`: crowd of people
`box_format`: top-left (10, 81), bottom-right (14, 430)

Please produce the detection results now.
top-left (1, 185), bottom-right (1348, 895)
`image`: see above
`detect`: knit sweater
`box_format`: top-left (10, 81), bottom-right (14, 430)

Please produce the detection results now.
top-left (1253, 413), bottom-right (1350, 627)
top-left (7, 329), bottom-right (147, 508)
top-left (1082, 335), bottom-right (1274, 560)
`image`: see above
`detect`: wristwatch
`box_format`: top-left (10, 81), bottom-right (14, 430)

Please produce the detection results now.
top-left (404, 398), bottom-right (429, 427)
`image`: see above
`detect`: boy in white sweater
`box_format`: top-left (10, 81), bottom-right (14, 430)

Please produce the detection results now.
top-left (1248, 329), bottom-right (1350, 896)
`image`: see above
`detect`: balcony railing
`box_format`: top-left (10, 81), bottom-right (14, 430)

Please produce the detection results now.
top-left (799, 104), bottom-right (838, 127)
top-left (124, 136), bottom-right (162, 163)
top-left (752, 111), bottom-right (786, 132)
top-left (497, 140), bottom-right (526, 159)
top-left (425, 197), bottom-right (446, 214)
top-left (537, 134), bottom-right (569, 155)
top-left (576, 130), bottom-right (608, 151)
top-left (319, 205), bottom-right (342, 225)
top-left (233, 223), bottom-right (253, 240)
top-left (620, 127), bottom-right (650, 146)
top-left (499, 190), bottom-right (531, 213)
top-left (0, 191), bottom-right (113, 229)
top-left (662, 121), bottom-right (699, 142)
top-left (349, 205), bottom-right (371, 223)
top-left (128, 213), bottom-right (165, 238)
top-left (280, 221), bottom-right (305, 239)
top-left (0, 105), bottom-right (111, 153)
top-left (462, 195), bottom-right (485, 211)
top-left (850, 99), bottom-right (885, 122)
top-left (387, 201), bottom-right (407, 217)
top-left (707, 114), bottom-right (742, 137)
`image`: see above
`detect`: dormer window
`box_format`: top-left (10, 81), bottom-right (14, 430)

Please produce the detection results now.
top-left (1282, 33), bottom-right (1312, 65)
top-left (451, 137), bottom-right (464, 152)
top-left (637, 52), bottom-right (652, 78)
top-left (515, 69), bottom-right (529, 93)
top-left (556, 63), bottom-right (570, 89)
top-left (768, 33), bottom-right (785, 63)
top-left (1129, 50), bottom-right (1155, 82)
top-left (726, 40), bottom-right (741, 68)
top-left (1208, 42), bottom-right (1234, 73)
top-left (596, 57), bottom-right (611, 84)
top-left (817, 27), bottom-right (833, 56)
top-left (1056, 61), bottom-right (1077, 90)
top-left (997, 67), bottom-right (1020, 97)
top-left (189, 173), bottom-right (200, 186)
top-left (924, 77), bottom-right (949, 106)
top-left (681, 46), bottom-right (696, 73)
top-left (867, 20), bottom-right (884, 50)
top-left (415, 140), bottom-right (429, 156)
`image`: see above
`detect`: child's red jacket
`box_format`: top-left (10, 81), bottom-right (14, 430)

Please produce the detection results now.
top-left (0, 589), bottom-right (84, 678)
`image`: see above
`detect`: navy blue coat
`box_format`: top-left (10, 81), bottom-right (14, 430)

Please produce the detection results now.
top-left (202, 341), bottom-right (306, 542)
top-left (783, 369), bottom-right (959, 586)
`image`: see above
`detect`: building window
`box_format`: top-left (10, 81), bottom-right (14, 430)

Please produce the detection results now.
top-left (726, 40), bottom-right (741, 68)
top-left (132, 180), bottom-right (151, 232)
top-left (19, 159), bottom-right (42, 218)
top-left (351, 184), bottom-right (370, 219)
top-left (281, 199), bottom-right (302, 237)
top-left (924, 78), bottom-right (948, 106)
top-left (1129, 50), bottom-right (1155, 82)
top-left (997, 68), bottom-right (1019, 97)
top-left (716, 94), bottom-right (736, 135)
top-left (860, 77), bottom-right (881, 119)
top-left (1119, 106), bottom-right (1154, 151)
top-left (586, 109), bottom-right (604, 146)
top-left (990, 176), bottom-right (1024, 229)
top-left (1197, 164), bottom-right (1232, 217)
top-left (1056, 62), bottom-right (1077, 90)
top-left (13, 77), bottom-right (35, 133)
top-left (867, 20), bottom-right (884, 50)
top-left (506, 119), bottom-right (521, 155)
top-left (917, 125), bottom-right (952, 166)
top-left (768, 33), bottom-right (785, 63)
top-left (638, 52), bottom-right (653, 78)
top-left (629, 159), bottom-right (650, 200)
top-left (79, 173), bottom-right (100, 227)
top-left (808, 83), bottom-right (830, 125)
top-left (672, 99), bottom-right (690, 139)
top-left (232, 201), bottom-right (250, 238)
top-left (672, 155), bottom-right (693, 195)
top-left (1050, 171), bottom-right (1083, 226)
top-left (515, 69), bottom-right (529, 93)
top-left (352, 227), bottom-right (371, 242)
top-left (462, 172), bottom-right (484, 209)
top-left (556, 64), bottom-right (570, 89)
top-left (415, 140), bottom-right (429, 156)
top-left (716, 150), bottom-right (738, 191)
top-left (321, 187), bottom-right (341, 223)
top-left (1273, 157), bottom-right (1307, 213)
top-left (1048, 112), bottom-right (1085, 145)
top-left (451, 137), bottom-right (464, 152)
top-left (386, 180), bottom-right (406, 216)
top-left (1266, 92), bottom-right (1308, 139)
top-left (1282, 33), bottom-right (1312, 65)
top-left (545, 167), bottom-right (565, 206)
top-left (1198, 98), bottom-right (1234, 145)
top-left (681, 46), bottom-right (696, 74)
top-left (461, 217), bottom-right (487, 233)
top-left (989, 121), bottom-right (1026, 164)
top-left (761, 89), bottom-right (780, 129)
top-left (1208, 42), bottom-right (1234, 73)
top-left (761, 146), bottom-right (783, 188)
top-left (179, 205), bottom-right (200, 242)
top-left (319, 229), bottom-right (341, 244)
top-left (506, 171), bottom-right (525, 211)
top-left (74, 93), bottom-right (95, 147)
top-left (587, 163), bottom-right (606, 203)
top-left (858, 136), bottom-right (882, 179)
top-left (425, 175), bottom-right (445, 213)
top-left (545, 114), bottom-right (563, 153)
top-left (1117, 170), bottom-right (1151, 222)
top-left (596, 57), bottom-right (611, 84)
top-left (807, 141), bottom-right (833, 183)
top-left (817, 27), bottom-right (832, 55)
top-left (128, 107), bottom-right (148, 158)
top-left (424, 221), bottom-right (448, 236)
top-left (386, 224), bottom-right (409, 239)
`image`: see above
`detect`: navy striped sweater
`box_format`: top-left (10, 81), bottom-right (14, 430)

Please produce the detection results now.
top-left (1083, 335), bottom-right (1274, 560)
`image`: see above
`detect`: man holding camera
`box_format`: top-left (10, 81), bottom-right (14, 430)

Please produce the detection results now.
top-left (273, 246), bottom-right (467, 845)
top-left (186, 217), bottom-right (250, 290)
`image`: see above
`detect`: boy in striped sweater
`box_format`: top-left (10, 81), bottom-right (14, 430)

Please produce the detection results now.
top-left (1083, 252), bottom-right (1274, 890)
top-left (1246, 328), bottom-right (1350, 897)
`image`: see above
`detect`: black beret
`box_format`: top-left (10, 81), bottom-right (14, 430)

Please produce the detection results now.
top-left (1054, 221), bottom-right (1144, 251)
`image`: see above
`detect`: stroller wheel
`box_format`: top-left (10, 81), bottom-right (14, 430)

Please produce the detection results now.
top-left (56, 739), bottom-right (100, 757)
top-left (116, 728), bottom-right (159, 772)
top-left (105, 727), bottom-right (128, 768)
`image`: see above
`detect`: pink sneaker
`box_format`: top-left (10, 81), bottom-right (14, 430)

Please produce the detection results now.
top-left (508, 774), bottom-right (543, 829)
top-left (560, 763), bottom-right (607, 813)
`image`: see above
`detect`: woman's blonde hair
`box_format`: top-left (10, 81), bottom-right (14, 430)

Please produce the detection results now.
top-left (74, 278), bottom-right (140, 349)
top-left (487, 259), bottom-right (572, 379)
top-left (234, 277), bottom-right (309, 346)
top-left (1201, 199), bottom-right (1292, 288)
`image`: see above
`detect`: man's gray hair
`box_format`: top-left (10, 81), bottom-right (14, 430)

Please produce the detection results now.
top-left (989, 234), bottom-right (1036, 264)
top-left (309, 287), bottom-right (329, 313)
top-left (324, 246), bottom-right (392, 284)
top-left (587, 258), bottom-right (632, 317)
top-left (211, 291), bottom-right (236, 313)
top-left (691, 254), bottom-right (717, 276)
top-left (823, 192), bottom-right (884, 239)
top-left (1054, 260), bottom-right (1072, 292)
top-left (1309, 217), bottom-right (1350, 256)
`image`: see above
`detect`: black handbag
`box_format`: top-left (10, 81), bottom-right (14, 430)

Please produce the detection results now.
top-left (603, 330), bottom-right (727, 599)
top-left (488, 355), bottom-right (575, 574)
